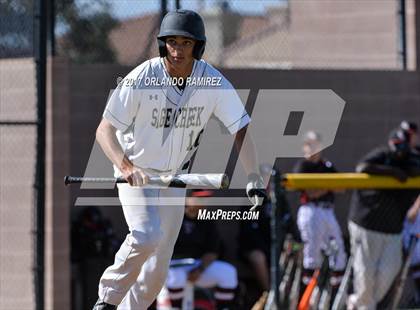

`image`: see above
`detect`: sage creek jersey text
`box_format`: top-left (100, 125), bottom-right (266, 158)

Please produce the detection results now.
top-left (151, 106), bottom-right (205, 129)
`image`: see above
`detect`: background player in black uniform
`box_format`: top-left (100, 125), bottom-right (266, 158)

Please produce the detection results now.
top-left (293, 131), bottom-right (347, 298)
top-left (347, 127), bottom-right (420, 310)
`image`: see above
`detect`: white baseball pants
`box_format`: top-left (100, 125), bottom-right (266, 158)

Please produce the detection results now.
top-left (297, 202), bottom-right (347, 270)
top-left (97, 183), bottom-right (186, 310)
top-left (347, 221), bottom-right (402, 310)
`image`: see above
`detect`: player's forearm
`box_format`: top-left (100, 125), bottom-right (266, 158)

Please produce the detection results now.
top-left (407, 195), bottom-right (420, 222)
top-left (96, 119), bottom-right (133, 173)
top-left (235, 128), bottom-right (259, 176)
top-left (356, 163), bottom-right (403, 177)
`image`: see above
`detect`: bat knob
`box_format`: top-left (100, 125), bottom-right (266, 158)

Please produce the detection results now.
top-left (64, 176), bottom-right (70, 186)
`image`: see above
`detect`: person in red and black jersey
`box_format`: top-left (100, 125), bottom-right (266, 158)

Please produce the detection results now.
top-left (293, 131), bottom-right (347, 299)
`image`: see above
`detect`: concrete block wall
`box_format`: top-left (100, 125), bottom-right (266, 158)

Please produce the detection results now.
top-left (0, 58), bottom-right (36, 310)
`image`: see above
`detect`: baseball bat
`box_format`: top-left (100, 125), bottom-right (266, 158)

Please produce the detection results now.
top-left (289, 249), bottom-right (302, 310)
top-left (64, 173), bottom-right (229, 189)
top-left (182, 281), bottom-right (194, 310)
top-left (280, 238), bottom-right (301, 307)
top-left (390, 233), bottom-right (419, 310)
top-left (299, 241), bottom-right (334, 310)
top-left (318, 285), bottom-right (332, 310)
top-left (331, 255), bottom-right (354, 310)
top-left (316, 239), bottom-right (339, 310)
top-left (279, 253), bottom-right (295, 305)
top-left (298, 270), bottom-right (319, 310)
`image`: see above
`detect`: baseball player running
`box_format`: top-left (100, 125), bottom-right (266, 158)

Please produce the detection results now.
top-left (293, 131), bottom-right (347, 300)
top-left (93, 10), bottom-right (265, 310)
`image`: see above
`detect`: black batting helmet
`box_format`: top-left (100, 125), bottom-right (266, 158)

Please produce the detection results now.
top-left (157, 10), bottom-right (206, 59)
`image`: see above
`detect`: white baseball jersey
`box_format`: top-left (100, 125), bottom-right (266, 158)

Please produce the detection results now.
top-left (103, 57), bottom-right (250, 176)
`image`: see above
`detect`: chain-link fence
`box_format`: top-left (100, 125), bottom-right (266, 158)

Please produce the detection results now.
top-left (54, 0), bottom-right (414, 70)
top-left (0, 1), bottom-right (37, 309)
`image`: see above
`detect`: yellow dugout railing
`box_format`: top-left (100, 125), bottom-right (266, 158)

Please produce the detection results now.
top-left (282, 173), bottom-right (420, 190)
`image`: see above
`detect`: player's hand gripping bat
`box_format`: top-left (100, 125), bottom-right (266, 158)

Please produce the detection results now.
top-left (64, 173), bottom-right (229, 189)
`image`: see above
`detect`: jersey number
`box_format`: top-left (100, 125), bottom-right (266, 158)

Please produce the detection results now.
top-left (186, 129), bottom-right (204, 151)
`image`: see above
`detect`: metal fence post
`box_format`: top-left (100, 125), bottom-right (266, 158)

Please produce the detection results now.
top-left (34, 0), bottom-right (47, 308)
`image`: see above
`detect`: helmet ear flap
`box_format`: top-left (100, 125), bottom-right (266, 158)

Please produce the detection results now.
top-left (157, 38), bottom-right (167, 57)
top-left (192, 41), bottom-right (205, 59)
